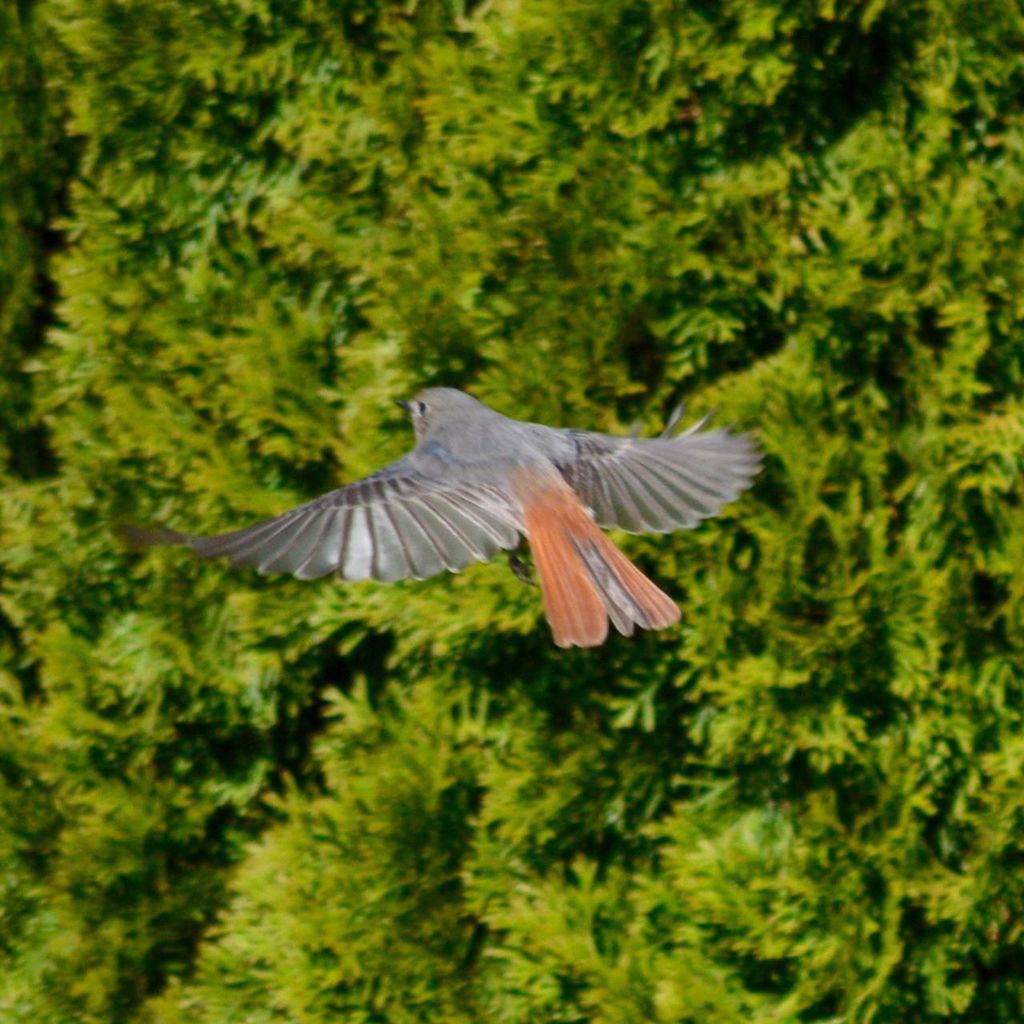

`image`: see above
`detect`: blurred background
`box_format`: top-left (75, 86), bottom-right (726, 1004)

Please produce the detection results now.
top-left (2, 1), bottom-right (1023, 1020)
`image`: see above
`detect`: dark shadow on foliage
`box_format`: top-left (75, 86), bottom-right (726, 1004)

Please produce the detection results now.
top-left (721, 7), bottom-right (922, 162)
top-left (270, 626), bottom-right (396, 793)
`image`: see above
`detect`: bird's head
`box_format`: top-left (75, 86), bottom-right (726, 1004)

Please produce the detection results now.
top-left (396, 387), bottom-right (486, 440)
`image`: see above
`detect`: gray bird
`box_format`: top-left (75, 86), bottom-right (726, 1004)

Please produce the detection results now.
top-left (126, 388), bottom-right (760, 647)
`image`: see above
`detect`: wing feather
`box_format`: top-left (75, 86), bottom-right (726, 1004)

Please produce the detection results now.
top-left (294, 511), bottom-right (345, 580)
top-left (607, 459), bottom-right (686, 531)
top-left (404, 499), bottom-right (479, 571)
top-left (168, 460), bottom-right (522, 583)
top-left (558, 415), bottom-right (760, 534)
top-left (257, 508), bottom-right (332, 575)
top-left (383, 502), bottom-right (445, 579)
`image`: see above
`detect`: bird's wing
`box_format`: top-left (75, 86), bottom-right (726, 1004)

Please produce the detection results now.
top-left (555, 411), bottom-right (761, 534)
top-left (157, 455), bottom-right (523, 582)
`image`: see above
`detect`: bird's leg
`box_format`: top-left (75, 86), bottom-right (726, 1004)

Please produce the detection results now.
top-left (507, 545), bottom-right (536, 586)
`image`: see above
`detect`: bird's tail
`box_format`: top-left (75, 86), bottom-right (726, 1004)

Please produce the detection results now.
top-left (516, 475), bottom-right (680, 648)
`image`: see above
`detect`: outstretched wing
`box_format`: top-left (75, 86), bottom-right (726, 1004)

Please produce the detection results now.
top-left (556, 411), bottom-right (761, 534)
top-left (137, 455), bottom-right (523, 582)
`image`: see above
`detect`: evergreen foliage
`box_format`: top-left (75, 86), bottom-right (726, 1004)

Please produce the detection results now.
top-left (2, 0), bottom-right (1024, 1020)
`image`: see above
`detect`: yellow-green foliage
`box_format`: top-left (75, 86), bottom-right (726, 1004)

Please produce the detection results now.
top-left (2, 0), bottom-right (1024, 1021)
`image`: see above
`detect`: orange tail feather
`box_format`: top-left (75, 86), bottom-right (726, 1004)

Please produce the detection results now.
top-left (516, 474), bottom-right (680, 647)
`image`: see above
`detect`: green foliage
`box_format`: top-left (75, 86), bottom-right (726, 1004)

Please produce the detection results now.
top-left (2, 0), bottom-right (1024, 1020)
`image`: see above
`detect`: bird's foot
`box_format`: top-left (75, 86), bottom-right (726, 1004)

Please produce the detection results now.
top-left (508, 550), bottom-right (536, 586)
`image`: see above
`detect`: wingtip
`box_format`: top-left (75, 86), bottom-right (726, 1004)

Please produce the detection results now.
top-left (116, 523), bottom-right (190, 549)
top-left (681, 408), bottom-right (716, 435)
top-left (659, 402), bottom-right (686, 438)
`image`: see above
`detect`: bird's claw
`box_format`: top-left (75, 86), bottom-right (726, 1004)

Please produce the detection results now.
top-left (508, 550), bottom-right (536, 586)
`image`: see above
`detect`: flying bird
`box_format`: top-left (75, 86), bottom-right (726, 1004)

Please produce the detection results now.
top-left (126, 388), bottom-right (760, 647)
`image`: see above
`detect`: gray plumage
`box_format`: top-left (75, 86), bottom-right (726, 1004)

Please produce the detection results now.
top-left (133, 387), bottom-right (760, 584)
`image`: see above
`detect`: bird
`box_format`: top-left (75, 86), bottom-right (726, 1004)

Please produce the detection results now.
top-left (124, 388), bottom-right (760, 647)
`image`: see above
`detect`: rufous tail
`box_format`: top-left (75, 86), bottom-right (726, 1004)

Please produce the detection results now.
top-left (516, 475), bottom-right (681, 648)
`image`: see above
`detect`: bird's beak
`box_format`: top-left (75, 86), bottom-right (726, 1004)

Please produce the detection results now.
top-left (395, 399), bottom-right (412, 412)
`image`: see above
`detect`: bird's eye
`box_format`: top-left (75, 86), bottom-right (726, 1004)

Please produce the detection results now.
top-left (415, 400), bottom-right (428, 416)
